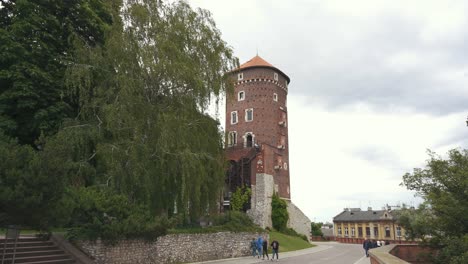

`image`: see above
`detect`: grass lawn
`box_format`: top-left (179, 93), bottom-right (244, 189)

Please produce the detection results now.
top-left (268, 231), bottom-right (315, 253)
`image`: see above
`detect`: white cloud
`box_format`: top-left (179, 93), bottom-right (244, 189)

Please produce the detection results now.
top-left (193, 0), bottom-right (468, 222)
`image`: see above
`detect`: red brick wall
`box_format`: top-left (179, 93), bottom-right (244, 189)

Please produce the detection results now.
top-left (390, 245), bottom-right (437, 264)
top-left (226, 66), bottom-right (290, 199)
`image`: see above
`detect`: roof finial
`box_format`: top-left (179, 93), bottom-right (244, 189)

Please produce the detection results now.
top-left (256, 45), bottom-right (258, 56)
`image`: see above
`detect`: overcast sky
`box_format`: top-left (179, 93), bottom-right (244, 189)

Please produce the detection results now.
top-left (191, 0), bottom-right (468, 223)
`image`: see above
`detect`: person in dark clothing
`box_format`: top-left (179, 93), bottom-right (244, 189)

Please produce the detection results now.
top-left (250, 238), bottom-right (257, 257)
top-left (363, 239), bottom-right (371, 257)
top-left (262, 236), bottom-right (269, 260)
top-left (271, 240), bottom-right (279, 261)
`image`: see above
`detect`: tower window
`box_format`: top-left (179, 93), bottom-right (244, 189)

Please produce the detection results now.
top-left (238, 91), bottom-right (245, 101)
top-left (238, 73), bottom-right (243, 81)
top-left (246, 134), bottom-right (253, 147)
top-left (245, 108), bottom-right (253, 122)
top-left (231, 111), bottom-right (238, 124)
top-left (284, 162), bottom-right (288, 170)
top-left (274, 72), bottom-right (278, 81)
top-left (273, 93), bottom-right (278, 102)
top-left (228, 131), bottom-right (237, 146)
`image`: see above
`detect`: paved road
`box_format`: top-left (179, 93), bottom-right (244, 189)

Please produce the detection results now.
top-left (192, 242), bottom-right (370, 264)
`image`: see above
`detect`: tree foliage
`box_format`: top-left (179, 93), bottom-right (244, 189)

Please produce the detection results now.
top-left (0, 0), bottom-right (238, 235)
top-left (271, 193), bottom-right (289, 231)
top-left (401, 149), bottom-right (468, 264)
top-left (0, 0), bottom-right (113, 145)
top-left (311, 222), bottom-right (323, 236)
top-left (230, 186), bottom-right (251, 211)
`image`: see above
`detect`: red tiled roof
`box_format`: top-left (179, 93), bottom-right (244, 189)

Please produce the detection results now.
top-left (236, 55), bottom-right (290, 83)
top-left (239, 55), bottom-right (274, 69)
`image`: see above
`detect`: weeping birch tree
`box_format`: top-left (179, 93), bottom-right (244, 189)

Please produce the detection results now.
top-left (67, 0), bottom-right (237, 222)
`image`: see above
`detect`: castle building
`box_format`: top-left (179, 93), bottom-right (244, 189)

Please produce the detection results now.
top-left (333, 208), bottom-right (410, 244)
top-left (225, 55), bottom-right (310, 238)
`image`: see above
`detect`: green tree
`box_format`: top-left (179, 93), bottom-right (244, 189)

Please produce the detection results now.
top-left (401, 149), bottom-right (468, 264)
top-left (230, 186), bottom-right (251, 211)
top-left (311, 222), bottom-right (323, 236)
top-left (66, 0), bottom-right (237, 223)
top-left (271, 193), bottom-right (289, 231)
top-left (0, 0), bottom-right (113, 145)
top-left (0, 133), bottom-right (67, 230)
top-left (0, 0), bottom-right (238, 236)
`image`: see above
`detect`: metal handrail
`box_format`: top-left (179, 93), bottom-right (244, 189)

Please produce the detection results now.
top-left (1, 226), bottom-right (20, 264)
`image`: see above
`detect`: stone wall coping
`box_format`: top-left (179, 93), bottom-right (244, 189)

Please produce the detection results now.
top-left (369, 244), bottom-right (410, 264)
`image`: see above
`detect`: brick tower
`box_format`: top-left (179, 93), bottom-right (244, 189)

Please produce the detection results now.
top-left (225, 55), bottom-right (303, 229)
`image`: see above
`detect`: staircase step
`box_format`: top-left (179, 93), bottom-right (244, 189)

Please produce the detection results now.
top-left (1, 240), bottom-right (54, 248)
top-left (0, 237), bottom-right (44, 243)
top-left (1, 253), bottom-right (73, 263)
top-left (2, 249), bottom-right (64, 258)
top-left (1, 258), bottom-right (74, 264)
top-left (2, 245), bottom-right (58, 253)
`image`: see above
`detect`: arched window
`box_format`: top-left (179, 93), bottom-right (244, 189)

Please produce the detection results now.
top-left (228, 131), bottom-right (237, 147)
top-left (245, 108), bottom-right (253, 122)
top-left (246, 134), bottom-right (253, 147)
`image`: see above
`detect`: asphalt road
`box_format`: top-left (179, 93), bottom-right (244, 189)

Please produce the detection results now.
top-left (274, 242), bottom-right (367, 264)
top-left (192, 242), bottom-right (370, 264)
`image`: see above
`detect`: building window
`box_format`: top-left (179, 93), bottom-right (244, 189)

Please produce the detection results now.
top-left (344, 227), bottom-right (349, 237)
top-left (338, 227), bottom-right (342, 236)
top-left (351, 227), bottom-right (355, 237)
top-left (273, 93), bottom-right (278, 102)
top-left (274, 72), bottom-right (278, 81)
top-left (227, 131), bottom-right (237, 146)
top-left (283, 162), bottom-right (288, 170)
top-left (396, 226), bottom-right (401, 238)
top-left (385, 227), bottom-right (391, 237)
top-left (230, 111), bottom-right (238, 124)
top-left (358, 227), bottom-right (363, 237)
top-left (245, 108), bottom-right (253, 122)
top-left (285, 80), bottom-right (288, 88)
top-left (246, 134), bottom-right (253, 147)
top-left (366, 227), bottom-right (371, 237)
top-left (374, 227), bottom-right (379, 238)
top-left (238, 72), bottom-right (243, 80)
top-left (238, 91), bottom-right (245, 101)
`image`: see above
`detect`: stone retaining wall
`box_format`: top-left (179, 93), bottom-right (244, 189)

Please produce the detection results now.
top-left (286, 201), bottom-right (312, 241)
top-left (76, 232), bottom-right (267, 264)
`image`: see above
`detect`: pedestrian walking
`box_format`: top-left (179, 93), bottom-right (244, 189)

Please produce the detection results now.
top-left (363, 239), bottom-right (371, 257)
top-left (250, 238), bottom-right (257, 257)
top-left (271, 240), bottom-right (279, 261)
top-left (256, 236), bottom-right (263, 258)
top-left (262, 236), bottom-right (269, 260)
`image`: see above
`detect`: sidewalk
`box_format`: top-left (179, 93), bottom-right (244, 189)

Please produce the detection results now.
top-left (190, 242), bottom-right (372, 264)
top-left (353, 256), bottom-right (371, 264)
top-left (190, 244), bottom-right (333, 264)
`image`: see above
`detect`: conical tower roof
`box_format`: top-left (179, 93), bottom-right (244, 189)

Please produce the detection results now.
top-left (236, 55), bottom-right (290, 83)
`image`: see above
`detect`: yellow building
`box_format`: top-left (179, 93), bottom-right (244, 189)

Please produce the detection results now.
top-left (333, 208), bottom-right (408, 244)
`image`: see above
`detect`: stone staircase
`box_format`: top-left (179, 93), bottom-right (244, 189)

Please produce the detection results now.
top-left (0, 237), bottom-right (75, 264)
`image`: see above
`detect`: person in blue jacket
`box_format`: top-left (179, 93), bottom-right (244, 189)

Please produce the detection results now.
top-left (256, 235), bottom-right (263, 258)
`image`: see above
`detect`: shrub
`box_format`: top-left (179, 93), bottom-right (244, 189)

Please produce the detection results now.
top-left (271, 193), bottom-right (288, 231)
top-left (230, 186), bottom-right (251, 211)
top-left (66, 187), bottom-right (171, 243)
top-left (212, 211), bottom-right (262, 232)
